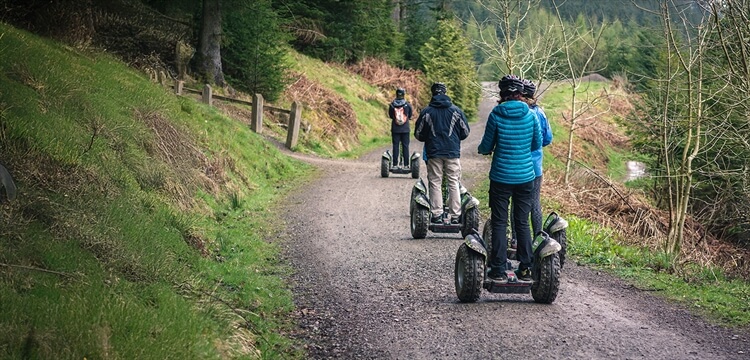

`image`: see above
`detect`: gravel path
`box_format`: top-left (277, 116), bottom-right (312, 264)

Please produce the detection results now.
top-left (278, 83), bottom-right (750, 359)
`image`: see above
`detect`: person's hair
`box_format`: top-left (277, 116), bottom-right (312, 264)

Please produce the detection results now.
top-left (396, 88), bottom-right (405, 99)
top-left (500, 93), bottom-right (524, 103)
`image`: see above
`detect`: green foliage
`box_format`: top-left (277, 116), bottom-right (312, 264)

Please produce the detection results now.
top-left (567, 216), bottom-right (750, 326)
top-left (275, 0), bottom-right (401, 63)
top-left (223, 0), bottom-right (290, 101)
top-left (0, 23), bottom-right (309, 358)
top-left (420, 19), bottom-right (481, 119)
top-left (286, 50), bottom-right (392, 158)
top-left (400, 1), bottom-right (442, 70)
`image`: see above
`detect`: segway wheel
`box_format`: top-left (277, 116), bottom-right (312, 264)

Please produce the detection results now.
top-left (461, 206), bottom-right (480, 238)
top-left (481, 219), bottom-right (493, 260)
top-left (381, 157), bottom-right (390, 178)
top-left (550, 229), bottom-right (568, 269)
top-left (531, 252), bottom-right (561, 304)
top-left (455, 243), bottom-right (484, 303)
top-left (411, 161), bottom-right (420, 179)
top-left (411, 206), bottom-right (429, 239)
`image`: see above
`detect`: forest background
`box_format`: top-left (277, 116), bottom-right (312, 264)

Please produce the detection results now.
top-left (3, 0), bottom-right (731, 267)
top-left (3, 0), bottom-right (750, 358)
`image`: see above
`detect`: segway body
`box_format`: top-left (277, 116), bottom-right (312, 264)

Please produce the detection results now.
top-left (481, 212), bottom-right (569, 268)
top-left (543, 212), bottom-right (569, 269)
top-left (381, 150), bottom-right (421, 179)
top-left (454, 230), bottom-right (562, 304)
top-left (409, 178), bottom-right (480, 239)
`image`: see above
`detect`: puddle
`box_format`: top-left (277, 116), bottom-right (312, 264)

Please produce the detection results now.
top-left (625, 161), bottom-right (647, 181)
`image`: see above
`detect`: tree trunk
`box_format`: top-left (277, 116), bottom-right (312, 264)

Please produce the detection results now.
top-left (391, 0), bottom-right (406, 31)
top-left (198, 0), bottom-right (225, 87)
top-left (564, 89), bottom-right (577, 185)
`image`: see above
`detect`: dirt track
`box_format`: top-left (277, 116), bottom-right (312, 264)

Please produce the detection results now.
top-left (278, 83), bottom-right (749, 359)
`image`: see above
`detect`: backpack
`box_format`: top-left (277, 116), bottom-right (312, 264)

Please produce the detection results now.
top-left (394, 106), bottom-right (407, 126)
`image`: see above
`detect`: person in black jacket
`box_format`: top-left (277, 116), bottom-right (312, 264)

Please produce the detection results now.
top-left (414, 82), bottom-right (470, 224)
top-left (387, 88), bottom-right (414, 169)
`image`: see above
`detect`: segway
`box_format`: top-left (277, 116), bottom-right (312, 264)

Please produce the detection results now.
top-left (454, 228), bottom-right (562, 304)
top-left (381, 150), bottom-right (421, 179)
top-left (481, 212), bottom-right (569, 269)
top-left (409, 178), bottom-right (480, 239)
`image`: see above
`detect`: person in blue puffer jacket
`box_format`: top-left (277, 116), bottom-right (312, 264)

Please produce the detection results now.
top-left (510, 79), bottom-right (553, 245)
top-left (478, 75), bottom-right (542, 283)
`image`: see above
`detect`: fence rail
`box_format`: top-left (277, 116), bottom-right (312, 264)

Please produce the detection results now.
top-left (167, 78), bottom-right (300, 149)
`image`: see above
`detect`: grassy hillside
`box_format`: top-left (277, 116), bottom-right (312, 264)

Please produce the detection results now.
top-left (0, 23), bottom-right (311, 358)
top-left (256, 50), bottom-right (393, 159)
top-left (534, 80), bottom-right (750, 326)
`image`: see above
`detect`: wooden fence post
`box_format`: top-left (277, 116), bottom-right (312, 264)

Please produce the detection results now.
top-left (158, 71), bottom-right (167, 85)
top-left (174, 80), bottom-right (183, 95)
top-left (202, 84), bottom-right (212, 106)
top-left (286, 101), bottom-right (301, 149)
top-left (251, 94), bottom-right (263, 134)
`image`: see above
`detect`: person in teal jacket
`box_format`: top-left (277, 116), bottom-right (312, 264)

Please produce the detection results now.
top-left (478, 75), bottom-right (542, 283)
top-left (510, 79), bottom-right (553, 245)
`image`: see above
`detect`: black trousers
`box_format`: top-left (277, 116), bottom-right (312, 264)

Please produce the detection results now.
top-left (391, 132), bottom-right (410, 166)
top-left (489, 179), bottom-right (534, 272)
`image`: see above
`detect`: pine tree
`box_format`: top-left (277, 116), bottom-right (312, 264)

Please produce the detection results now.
top-left (223, 0), bottom-right (289, 101)
top-left (420, 19), bottom-right (481, 119)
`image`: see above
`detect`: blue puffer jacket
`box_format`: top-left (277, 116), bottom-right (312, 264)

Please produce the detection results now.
top-left (478, 100), bottom-right (541, 184)
top-left (414, 94), bottom-right (470, 159)
top-left (531, 105), bottom-right (553, 177)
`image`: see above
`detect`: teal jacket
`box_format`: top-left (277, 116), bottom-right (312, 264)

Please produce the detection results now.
top-left (478, 100), bottom-right (541, 184)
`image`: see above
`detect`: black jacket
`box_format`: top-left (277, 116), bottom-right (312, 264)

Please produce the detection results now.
top-left (414, 94), bottom-right (470, 159)
top-left (388, 99), bottom-right (413, 133)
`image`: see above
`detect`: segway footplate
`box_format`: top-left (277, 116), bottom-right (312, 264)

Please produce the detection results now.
top-left (429, 223), bottom-right (461, 233)
top-left (483, 271), bottom-right (532, 294)
top-left (390, 167), bottom-right (412, 174)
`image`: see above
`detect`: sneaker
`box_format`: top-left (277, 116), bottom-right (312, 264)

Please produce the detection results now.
top-left (515, 268), bottom-right (532, 282)
top-left (487, 270), bottom-right (508, 283)
top-left (450, 217), bottom-right (460, 225)
top-left (431, 214), bottom-right (443, 224)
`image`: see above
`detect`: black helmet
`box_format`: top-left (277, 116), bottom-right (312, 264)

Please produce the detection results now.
top-left (521, 79), bottom-right (536, 98)
top-left (396, 88), bottom-right (405, 99)
top-left (498, 75), bottom-right (523, 96)
top-left (431, 82), bottom-right (447, 96)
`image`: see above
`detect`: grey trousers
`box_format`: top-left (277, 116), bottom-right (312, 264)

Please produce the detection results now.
top-left (426, 157), bottom-right (461, 218)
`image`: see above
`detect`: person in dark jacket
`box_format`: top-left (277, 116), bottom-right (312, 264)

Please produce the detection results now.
top-left (478, 75), bottom-right (541, 283)
top-left (388, 88), bottom-right (414, 168)
top-left (414, 82), bottom-right (470, 224)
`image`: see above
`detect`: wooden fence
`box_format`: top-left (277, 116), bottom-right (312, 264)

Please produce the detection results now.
top-left (170, 78), bottom-right (301, 149)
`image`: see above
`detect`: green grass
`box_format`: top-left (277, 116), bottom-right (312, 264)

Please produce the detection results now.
top-left (606, 146), bottom-right (629, 181)
top-left (567, 216), bottom-right (750, 326)
top-left (284, 51), bottom-right (392, 158)
top-left (0, 23), bottom-right (310, 359)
